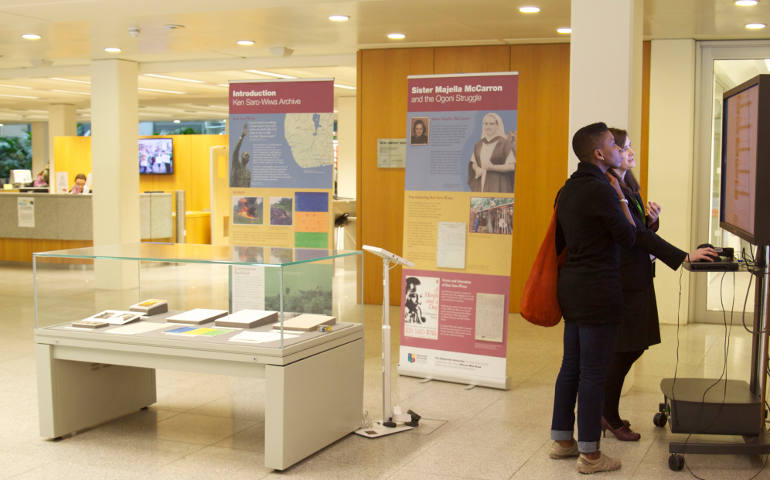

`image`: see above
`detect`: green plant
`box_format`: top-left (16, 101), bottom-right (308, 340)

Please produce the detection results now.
top-left (0, 135), bottom-right (32, 182)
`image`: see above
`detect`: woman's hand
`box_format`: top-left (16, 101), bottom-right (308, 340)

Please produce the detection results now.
top-left (686, 246), bottom-right (719, 263)
top-left (647, 201), bottom-right (661, 224)
top-left (605, 172), bottom-right (624, 199)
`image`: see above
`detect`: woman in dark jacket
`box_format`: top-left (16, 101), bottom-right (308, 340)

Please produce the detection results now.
top-left (601, 128), bottom-right (716, 440)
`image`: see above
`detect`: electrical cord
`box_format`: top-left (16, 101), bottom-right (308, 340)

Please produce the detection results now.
top-left (672, 259), bottom-right (768, 480)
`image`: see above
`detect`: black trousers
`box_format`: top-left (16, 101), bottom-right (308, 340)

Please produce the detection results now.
top-left (602, 349), bottom-right (644, 429)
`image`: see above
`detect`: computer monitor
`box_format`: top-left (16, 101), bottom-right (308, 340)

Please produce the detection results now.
top-left (138, 138), bottom-right (174, 175)
top-left (10, 169), bottom-right (32, 185)
top-left (719, 74), bottom-right (770, 246)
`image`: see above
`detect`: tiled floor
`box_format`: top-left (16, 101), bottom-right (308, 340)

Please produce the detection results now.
top-left (1, 261), bottom-right (769, 479)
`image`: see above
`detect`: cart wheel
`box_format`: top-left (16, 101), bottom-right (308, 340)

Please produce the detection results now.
top-left (669, 454), bottom-right (684, 471)
top-left (653, 412), bottom-right (667, 428)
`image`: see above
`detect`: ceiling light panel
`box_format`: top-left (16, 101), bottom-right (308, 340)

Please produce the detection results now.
top-left (144, 73), bottom-right (205, 84)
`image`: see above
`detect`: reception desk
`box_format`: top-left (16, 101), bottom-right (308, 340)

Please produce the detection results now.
top-left (0, 192), bottom-right (173, 261)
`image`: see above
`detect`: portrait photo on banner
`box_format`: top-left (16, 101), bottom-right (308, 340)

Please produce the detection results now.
top-left (404, 110), bottom-right (516, 194)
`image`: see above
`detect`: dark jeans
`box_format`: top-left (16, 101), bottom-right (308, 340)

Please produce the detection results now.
top-left (603, 349), bottom-right (645, 428)
top-left (551, 321), bottom-right (618, 453)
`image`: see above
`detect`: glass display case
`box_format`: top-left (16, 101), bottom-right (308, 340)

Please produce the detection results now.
top-left (32, 243), bottom-right (365, 470)
top-left (33, 242), bottom-right (363, 347)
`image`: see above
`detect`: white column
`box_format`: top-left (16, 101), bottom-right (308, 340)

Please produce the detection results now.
top-left (48, 104), bottom-right (77, 191)
top-left (568, 0), bottom-right (644, 174)
top-left (91, 59), bottom-right (139, 289)
top-left (648, 39), bottom-right (697, 325)
top-left (336, 96), bottom-right (356, 199)
top-left (30, 121), bottom-right (49, 178)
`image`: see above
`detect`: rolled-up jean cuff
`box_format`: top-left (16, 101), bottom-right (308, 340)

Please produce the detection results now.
top-left (550, 430), bottom-right (573, 441)
top-left (578, 440), bottom-right (599, 453)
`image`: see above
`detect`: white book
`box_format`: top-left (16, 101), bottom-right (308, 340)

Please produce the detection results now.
top-left (166, 308), bottom-right (228, 325)
top-left (215, 309), bottom-right (278, 329)
top-left (81, 310), bottom-right (142, 326)
top-left (273, 313), bottom-right (336, 332)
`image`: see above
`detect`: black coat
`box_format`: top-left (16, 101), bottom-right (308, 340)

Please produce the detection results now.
top-left (555, 162), bottom-right (637, 323)
top-left (614, 189), bottom-right (687, 351)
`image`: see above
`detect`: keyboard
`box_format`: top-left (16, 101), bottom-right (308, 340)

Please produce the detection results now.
top-left (684, 261), bottom-right (740, 272)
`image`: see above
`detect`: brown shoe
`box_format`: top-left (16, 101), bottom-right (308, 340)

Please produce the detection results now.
top-left (549, 440), bottom-right (579, 459)
top-left (601, 416), bottom-right (641, 441)
top-left (576, 452), bottom-right (621, 474)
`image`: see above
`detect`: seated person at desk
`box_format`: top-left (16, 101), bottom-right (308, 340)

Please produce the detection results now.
top-left (33, 169), bottom-right (48, 187)
top-left (69, 173), bottom-right (87, 194)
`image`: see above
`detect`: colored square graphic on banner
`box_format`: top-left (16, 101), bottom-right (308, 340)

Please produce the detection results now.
top-left (295, 191), bottom-right (329, 212)
top-left (294, 232), bottom-right (329, 248)
top-left (295, 212), bottom-right (329, 232)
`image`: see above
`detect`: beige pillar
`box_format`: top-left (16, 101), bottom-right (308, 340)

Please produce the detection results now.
top-left (568, 0), bottom-right (644, 174)
top-left (48, 104), bottom-right (77, 191)
top-left (648, 39), bottom-right (697, 325)
top-left (30, 121), bottom-right (49, 179)
top-left (336, 96), bottom-right (356, 199)
top-left (91, 59), bottom-right (139, 288)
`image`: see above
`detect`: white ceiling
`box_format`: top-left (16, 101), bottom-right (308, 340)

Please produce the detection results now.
top-left (0, 0), bottom-right (768, 123)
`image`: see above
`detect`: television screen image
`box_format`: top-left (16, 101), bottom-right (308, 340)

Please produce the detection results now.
top-left (139, 138), bottom-right (174, 174)
top-left (720, 74), bottom-right (770, 245)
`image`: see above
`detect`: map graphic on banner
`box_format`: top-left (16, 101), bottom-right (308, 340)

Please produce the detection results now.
top-left (229, 81), bottom-right (334, 190)
top-left (399, 72), bottom-right (518, 389)
top-left (227, 79), bottom-right (335, 314)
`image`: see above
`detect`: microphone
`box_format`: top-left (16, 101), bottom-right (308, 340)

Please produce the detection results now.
top-left (362, 245), bottom-right (414, 267)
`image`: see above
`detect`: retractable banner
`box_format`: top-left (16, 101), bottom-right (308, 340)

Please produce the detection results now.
top-left (398, 72), bottom-right (518, 389)
top-left (227, 79), bottom-right (334, 313)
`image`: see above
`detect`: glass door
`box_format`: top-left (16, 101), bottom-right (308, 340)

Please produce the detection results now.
top-left (693, 42), bottom-right (770, 323)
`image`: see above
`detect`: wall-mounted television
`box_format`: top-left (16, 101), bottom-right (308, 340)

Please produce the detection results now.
top-left (139, 138), bottom-right (174, 175)
top-left (720, 74), bottom-right (770, 246)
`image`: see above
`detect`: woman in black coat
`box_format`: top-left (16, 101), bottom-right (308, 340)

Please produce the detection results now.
top-left (601, 128), bottom-right (716, 440)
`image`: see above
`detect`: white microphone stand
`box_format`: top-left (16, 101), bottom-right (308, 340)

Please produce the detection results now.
top-left (355, 245), bottom-right (420, 438)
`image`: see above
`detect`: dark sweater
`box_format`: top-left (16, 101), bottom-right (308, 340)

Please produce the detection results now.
top-left (555, 162), bottom-right (636, 323)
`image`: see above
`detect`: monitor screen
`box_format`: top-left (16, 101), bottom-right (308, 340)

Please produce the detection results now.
top-left (721, 83), bottom-right (758, 238)
top-left (10, 169), bottom-right (32, 184)
top-left (138, 138), bottom-right (174, 174)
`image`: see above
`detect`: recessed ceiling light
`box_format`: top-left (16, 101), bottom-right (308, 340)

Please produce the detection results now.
top-left (557, 27), bottom-right (572, 34)
top-left (144, 73), bottom-right (204, 84)
top-left (387, 32), bottom-right (406, 40)
top-left (735, 0), bottom-right (759, 6)
top-left (519, 6), bottom-right (540, 13)
top-left (138, 87), bottom-right (186, 95)
top-left (329, 15), bottom-right (350, 22)
top-left (165, 24), bottom-right (185, 30)
top-left (745, 22), bottom-right (767, 29)
top-left (334, 84), bottom-right (356, 90)
top-left (245, 69), bottom-right (297, 79)
top-left (173, 119), bottom-right (181, 124)
top-left (51, 77), bottom-right (91, 85)
top-left (21, 33), bottom-right (41, 40)
top-left (104, 47), bottom-right (121, 53)
top-left (236, 40), bottom-right (255, 46)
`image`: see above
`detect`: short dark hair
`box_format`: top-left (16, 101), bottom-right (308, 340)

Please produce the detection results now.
top-left (75, 173), bottom-right (87, 181)
top-left (572, 122), bottom-right (608, 162)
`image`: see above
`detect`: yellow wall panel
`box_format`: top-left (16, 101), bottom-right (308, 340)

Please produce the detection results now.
top-left (52, 134), bottom-right (226, 241)
top-left (358, 47), bottom-right (435, 305)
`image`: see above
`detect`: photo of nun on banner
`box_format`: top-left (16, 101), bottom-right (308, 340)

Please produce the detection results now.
top-left (467, 112), bottom-right (516, 193)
